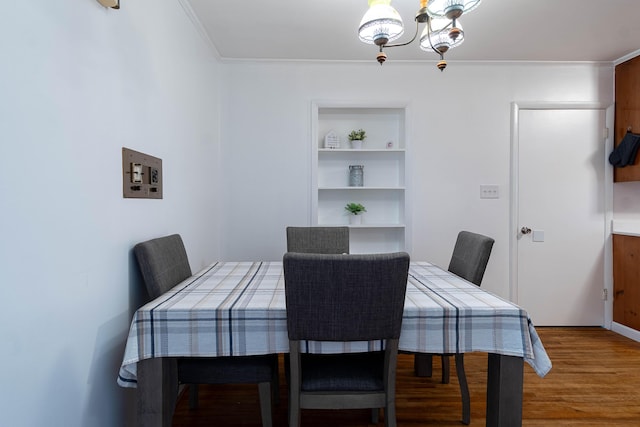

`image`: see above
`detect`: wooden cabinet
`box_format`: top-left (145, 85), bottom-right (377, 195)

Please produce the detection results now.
top-left (311, 104), bottom-right (410, 254)
top-left (614, 55), bottom-right (640, 182)
top-left (613, 234), bottom-right (640, 330)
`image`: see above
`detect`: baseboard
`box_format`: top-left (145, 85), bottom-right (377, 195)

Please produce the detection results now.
top-left (612, 322), bottom-right (640, 342)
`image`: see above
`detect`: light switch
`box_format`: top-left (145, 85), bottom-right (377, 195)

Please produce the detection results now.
top-left (480, 185), bottom-right (499, 199)
top-left (532, 230), bottom-right (545, 242)
top-left (131, 163), bottom-right (143, 183)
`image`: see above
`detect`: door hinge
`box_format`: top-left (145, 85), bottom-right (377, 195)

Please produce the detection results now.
top-left (603, 127), bottom-right (609, 140)
top-left (603, 288), bottom-right (608, 301)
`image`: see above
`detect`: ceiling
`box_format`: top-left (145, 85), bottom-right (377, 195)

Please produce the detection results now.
top-left (185, 0), bottom-right (640, 64)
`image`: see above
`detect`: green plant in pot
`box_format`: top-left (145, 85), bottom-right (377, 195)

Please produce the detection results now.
top-left (345, 202), bottom-right (366, 225)
top-left (348, 129), bottom-right (366, 149)
top-left (348, 129), bottom-right (366, 141)
top-left (345, 202), bottom-right (366, 215)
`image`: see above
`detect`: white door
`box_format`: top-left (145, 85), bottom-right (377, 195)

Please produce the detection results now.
top-left (516, 108), bottom-right (605, 326)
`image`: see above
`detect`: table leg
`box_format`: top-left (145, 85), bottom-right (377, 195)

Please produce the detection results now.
top-left (413, 353), bottom-right (433, 377)
top-left (136, 357), bottom-right (178, 427)
top-left (486, 353), bottom-right (523, 427)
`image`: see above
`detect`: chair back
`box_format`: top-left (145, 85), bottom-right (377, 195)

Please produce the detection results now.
top-left (286, 226), bottom-right (349, 254)
top-left (447, 231), bottom-right (495, 286)
top-left (283, 252), bottom-right (410, 342)
top-left (134, 234), bottom-right (192, 298)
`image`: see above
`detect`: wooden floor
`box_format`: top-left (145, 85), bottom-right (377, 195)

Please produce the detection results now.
top-left (172, 327), bottom-right (640, 426)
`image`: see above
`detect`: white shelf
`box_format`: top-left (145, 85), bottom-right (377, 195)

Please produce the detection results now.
top-left (346, 224), bottom-right (406, 228)
top-left (319, 187), bottom-right (405, 191)
top-left (316, 223), bottom-right (406, 229)
top-left (319, 149), bottom-right (406, 153)
top-left (312, 103), bottom-right (410, 254)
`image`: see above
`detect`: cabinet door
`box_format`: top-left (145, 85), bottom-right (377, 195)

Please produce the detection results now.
top-left (613, 234), bottom-right (640, 330)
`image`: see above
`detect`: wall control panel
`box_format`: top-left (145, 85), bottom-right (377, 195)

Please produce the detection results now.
top-left (122, 147), bottom-right (162, 199)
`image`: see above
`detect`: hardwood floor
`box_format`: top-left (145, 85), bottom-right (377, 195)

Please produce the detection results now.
top-left (172, 327), bottom-right (640, 426)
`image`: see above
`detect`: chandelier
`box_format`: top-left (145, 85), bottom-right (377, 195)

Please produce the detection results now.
top-left (358, 0), bottom-right (481, 70)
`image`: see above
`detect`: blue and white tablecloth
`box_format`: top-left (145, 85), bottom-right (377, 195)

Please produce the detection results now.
top-left (118, 261), bottom-right (551, 388)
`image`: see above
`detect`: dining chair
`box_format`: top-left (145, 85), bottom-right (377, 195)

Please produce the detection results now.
top-left (133, 234), bottom-right (278, 427)
top-left (284, 226), bottom-right (351, 400)
top-left (414, 230), bottom-right (495, 425)
top-left (283, 251), bottom-right (410, 427)
top-left (286, 226), bottom-right (349, 254)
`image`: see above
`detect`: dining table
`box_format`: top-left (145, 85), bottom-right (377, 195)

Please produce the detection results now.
top-left (118, 260), bottom-right (551, 427)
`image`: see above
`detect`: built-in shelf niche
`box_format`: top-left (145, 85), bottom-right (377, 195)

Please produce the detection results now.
top-left (311, 103), bottom-right (410, 254)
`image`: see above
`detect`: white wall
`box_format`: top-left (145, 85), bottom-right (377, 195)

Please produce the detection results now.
top-left (0, 3), bottom-right (626, 425)
top-left (220, 60), bottom-right (614, 299)
top-left (614, 181), bottom-right (640, 219)
top-left (0, 1), bottom-right (221, 426)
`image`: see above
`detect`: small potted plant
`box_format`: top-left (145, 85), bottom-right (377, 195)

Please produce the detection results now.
top-left (345, 202), bottom-right (366, 225)
top-left (348, 129), bottom-right (366, 149)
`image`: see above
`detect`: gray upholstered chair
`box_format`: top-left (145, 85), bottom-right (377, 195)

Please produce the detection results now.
top-left (133, 234), bottom-right (278, 427)
top-left (286, 226), bottom-right (349, 254)
top-left (448, 231), bottom-right (495, 287)
top-left (283, 252), bottom-right (410, 427)
top-left (414, 230), bottom-right (494, 425)
top-left (284, 226), bottom-right (350, 400)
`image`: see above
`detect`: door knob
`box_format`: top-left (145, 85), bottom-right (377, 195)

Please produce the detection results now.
top-left (521, 227), bottom-right (532, 235)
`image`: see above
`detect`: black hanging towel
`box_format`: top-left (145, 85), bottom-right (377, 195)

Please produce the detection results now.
top-left (609, 131), bottom-right (640, 167)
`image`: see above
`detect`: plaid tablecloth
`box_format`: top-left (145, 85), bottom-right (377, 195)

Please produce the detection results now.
top-left (118, 261), bottom-right (551, 388)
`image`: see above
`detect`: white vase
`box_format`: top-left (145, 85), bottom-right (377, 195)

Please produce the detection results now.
top-left (350, 140), bottom-right (363, 149)
top-left (349, 214), bottom-right (362, 225)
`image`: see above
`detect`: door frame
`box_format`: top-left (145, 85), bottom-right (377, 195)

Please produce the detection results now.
top-left (509, 102), bottom-right (614, 328)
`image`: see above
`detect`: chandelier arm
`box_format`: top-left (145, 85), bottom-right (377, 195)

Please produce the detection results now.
top-left (425, 18), bottom-right (439, 54)
top-left (384, 19), bottom-right (420, 49)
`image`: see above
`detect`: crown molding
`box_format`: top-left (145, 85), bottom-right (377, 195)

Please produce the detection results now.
top-left (614, 49), bottom-right (640, 65)
top-left (177, 0), bottom-right (220, 60)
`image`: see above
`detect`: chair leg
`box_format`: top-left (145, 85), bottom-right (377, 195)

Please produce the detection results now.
top-left (188, 384), bottom-right (198, 409)
top-left (441, 355), bottom-right (450, 384)
top-left (288, 389), bottom-right (300, 427)
top-left (414, 353), bottom-right (433, 377)
top-left (272, 356), bottom-right (280, 405)
top-left (385, 403), bottom-right (396, 427)
top-left (258, 381), bottom-right (273, 427)
top-left (455, 353), bottom-right (471, 425)
top-left (371, 408), bottom-right (379, 424)
top-left (288, 342), bottom-right (304, 427)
